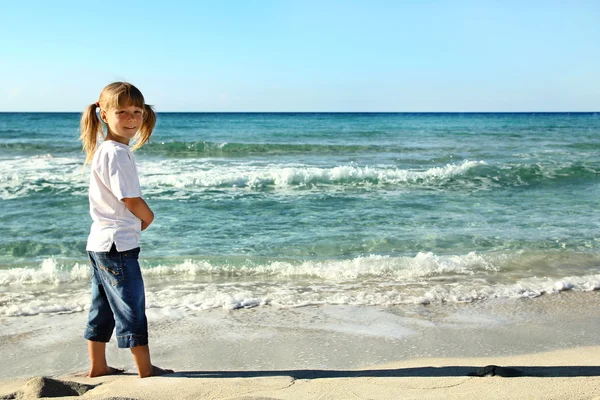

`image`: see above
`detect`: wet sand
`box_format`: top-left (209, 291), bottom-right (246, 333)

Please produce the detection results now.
top-left (1, 292), bottom-right (600, 398)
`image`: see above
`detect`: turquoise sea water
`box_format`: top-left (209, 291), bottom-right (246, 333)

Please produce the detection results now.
top-left (0, 112), bottom-right (599, 315)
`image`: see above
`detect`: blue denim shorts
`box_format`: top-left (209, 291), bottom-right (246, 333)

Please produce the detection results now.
top-left (84, 244), bottom-right (148, 348)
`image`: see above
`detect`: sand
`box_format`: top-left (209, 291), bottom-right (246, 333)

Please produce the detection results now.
top-left (3, 292), bottom-right (600, 399)
top-left (1, 346), bottom-right (600, 399)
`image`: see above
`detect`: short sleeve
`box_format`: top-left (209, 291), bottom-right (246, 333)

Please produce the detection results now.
top-left (104, 148), bottom-right (142, 201)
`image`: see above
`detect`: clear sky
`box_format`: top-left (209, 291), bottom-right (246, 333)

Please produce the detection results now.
top-left (1, 1), bottom-right (598, 112)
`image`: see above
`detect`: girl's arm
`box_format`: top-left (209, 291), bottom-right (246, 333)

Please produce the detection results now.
top-left (123, 197), bottom-right (154, 231)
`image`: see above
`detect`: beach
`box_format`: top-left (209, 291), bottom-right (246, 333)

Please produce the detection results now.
top-left (2, 0), bottom-right (599, 395)
top-left (2, 292), bottom-right (600, 399)
top-left (1, 112), bottom-right (599, 398)
top-left (3, 347), bottom-right (600, 399)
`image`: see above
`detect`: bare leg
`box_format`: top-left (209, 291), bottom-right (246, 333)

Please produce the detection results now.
top-left (87, 341), bottom-right (124, 377)
top-left (130, 345), bottom-right (173, 378)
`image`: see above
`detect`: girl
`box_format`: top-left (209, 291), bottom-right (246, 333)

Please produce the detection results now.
top-left (80, 82), bottom-right (172, 378)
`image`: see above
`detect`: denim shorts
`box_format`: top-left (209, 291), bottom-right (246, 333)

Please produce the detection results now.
top-left (84, 244), bottom-right (148, 348)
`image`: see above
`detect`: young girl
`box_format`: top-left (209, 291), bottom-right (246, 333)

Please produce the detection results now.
top-left (80, 82), bottom-right (172, 378)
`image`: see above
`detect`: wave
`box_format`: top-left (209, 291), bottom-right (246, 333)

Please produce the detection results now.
top-left (0, 140), bottom-right (395, 158)
top-left (134, 160), bottom-right (600, 194)
top-left (2, 251), bottom-right (600, 315)
top-left (139, 141), bottom-right (391, 157)
top-left (474, 162), bottom-right (600, 186)
top-left (0, 129), bottom-right (25, 136)
top-left (1, 156), bottom-right (598, 200)
top-left (7, 251), bottom-right (599, 285)
top-left (140, 160), bottom-right (488, 191)
top-left (0, 142), bottom-right (81, 154)
top-left (0, 252), bottom-right (497, 285)
top-left (0, 156), bottom-right (87, 200)
top-left (0, 159), bottom-right (486, 199)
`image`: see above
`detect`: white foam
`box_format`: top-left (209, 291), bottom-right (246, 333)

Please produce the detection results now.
top-left (139, 160), bottom-right (487, 191)
top-left (0, 156), bottom-right (86, 199)
top-left (2, 253), bottom-right (600, 316)
top-left (143, 252), bottom-right (497, 280)
top-left (0, 258), bottom-right (89, 286)
top-left (1, 288), bottom-right (89, 317)
top-left (0, 155), bottom-right (487, 199)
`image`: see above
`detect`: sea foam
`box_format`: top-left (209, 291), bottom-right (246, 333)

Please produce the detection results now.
top-left (4, 153), bottom-right (596, 200)
top-left (139, 160), bottom-right (487, 190)
top-left (0, 157), bottom-right (487, 199)
top-left (2, 252), bottom-right (600, 316)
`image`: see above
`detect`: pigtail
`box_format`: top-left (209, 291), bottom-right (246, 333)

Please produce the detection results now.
top-left (131, 104), bottom-right (156, 152)
top-left (79, 103), bottom-right (104, 168)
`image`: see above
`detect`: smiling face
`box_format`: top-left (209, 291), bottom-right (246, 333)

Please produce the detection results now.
top-left (100, 105), bottom-right (144, 145)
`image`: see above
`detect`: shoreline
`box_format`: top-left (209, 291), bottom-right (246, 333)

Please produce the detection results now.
top-left (2, 292), bottom-right (600, 398)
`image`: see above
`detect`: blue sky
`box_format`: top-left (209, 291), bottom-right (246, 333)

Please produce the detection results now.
top-left (1, 1), bottom-right (598, 111)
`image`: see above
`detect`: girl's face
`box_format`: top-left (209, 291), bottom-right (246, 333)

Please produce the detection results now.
top-left (100, 104), bottom-right (144, 145)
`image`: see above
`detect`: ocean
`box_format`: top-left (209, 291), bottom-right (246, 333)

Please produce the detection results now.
top-left (1, 112), bottom-right (599, 377)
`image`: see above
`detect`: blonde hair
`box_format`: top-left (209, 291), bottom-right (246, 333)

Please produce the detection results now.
top-left (80, 82), bottom-right (157, 167)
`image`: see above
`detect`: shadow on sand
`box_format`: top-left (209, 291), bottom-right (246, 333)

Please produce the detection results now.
top-left (168, 365), bottom-right (600, 379)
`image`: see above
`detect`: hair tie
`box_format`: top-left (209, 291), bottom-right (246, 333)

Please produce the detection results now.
top-left (95, 102), bottom-right (100, 108)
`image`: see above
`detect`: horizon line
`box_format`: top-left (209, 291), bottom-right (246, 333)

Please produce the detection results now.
top-left (1, 111), bottom-right (598, 114)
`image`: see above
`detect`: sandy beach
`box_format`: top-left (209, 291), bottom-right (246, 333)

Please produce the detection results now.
top-left (2, 292), bottom-right (600, 399)
top-left (1, 346), bottom-right (600, 399)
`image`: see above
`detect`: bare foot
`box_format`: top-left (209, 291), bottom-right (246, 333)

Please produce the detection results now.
top-left (88, 366), bottom-right (125, 378)
top-left (139, 365), bottom-right (174, 378)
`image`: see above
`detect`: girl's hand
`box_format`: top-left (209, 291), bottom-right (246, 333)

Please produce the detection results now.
top-left (123, 197), bottom-right (154, 230)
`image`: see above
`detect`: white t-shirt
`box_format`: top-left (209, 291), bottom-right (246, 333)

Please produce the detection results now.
top-left (86, 140), bottom-right (143, 252)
